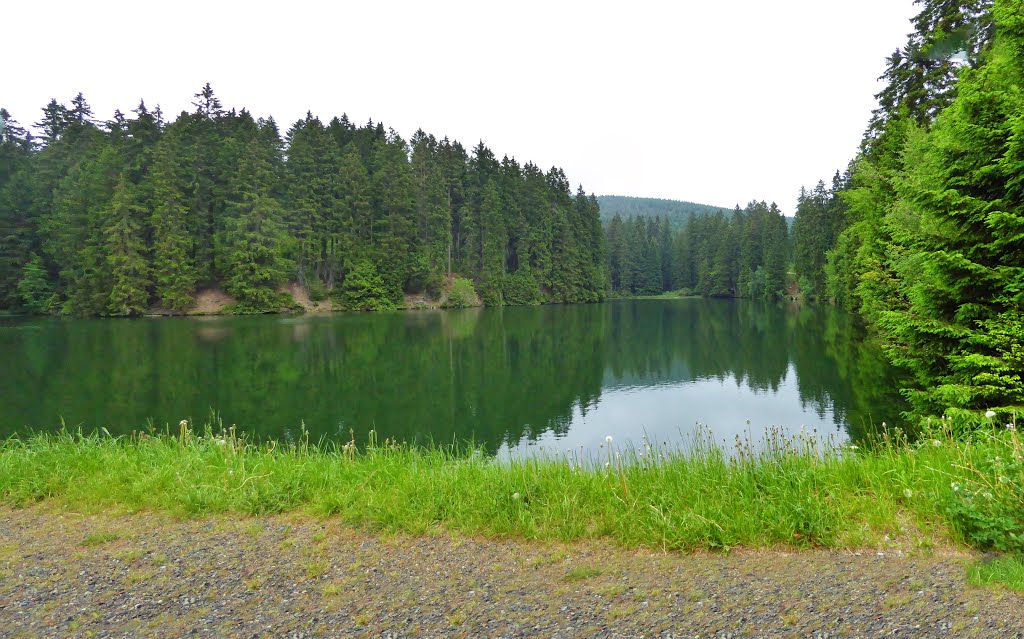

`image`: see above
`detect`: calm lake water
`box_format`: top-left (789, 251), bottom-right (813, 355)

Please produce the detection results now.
top-left (0, 299), bottom-right (907, 456)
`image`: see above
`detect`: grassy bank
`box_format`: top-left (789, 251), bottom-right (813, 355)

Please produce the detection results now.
top-left (1, 423), bottom-right (1021, 553)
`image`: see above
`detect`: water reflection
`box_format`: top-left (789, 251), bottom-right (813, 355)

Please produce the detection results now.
top-left (0, 300), bottom-right (907, 455)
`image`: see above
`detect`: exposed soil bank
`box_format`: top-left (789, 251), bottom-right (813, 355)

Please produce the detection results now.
top-left (1, 508), bottom-right (1021, 638)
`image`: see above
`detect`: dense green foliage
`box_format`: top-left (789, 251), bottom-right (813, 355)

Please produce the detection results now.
top-left (0, 88), bottom-right (605, 316)
top-left (790, 0), bottom-right (1023, 424)
top-left (1, 422), bottom-right (1020, 552)
top-left (597, 195), bottom-right (732, 228)
top-left (606, 201), bottom-right (790, 299)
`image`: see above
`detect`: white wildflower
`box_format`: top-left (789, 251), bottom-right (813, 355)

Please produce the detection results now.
top-left (932, 439), bottom-right (943, 447)
top-left (904, 488), bottom-right (913, 499)
top-left (512, 492), bottom-right (521, 501)
top-left (999, 476), bottom-right (1010, 484)
top-left (605, 435), bottom-right (613, 445)
top-left (985, 410), bottom-right (997, 419)
top-left (951, 482), bottom-right (961, 492)
top-left (179, 420), bottom-right (188, 429)
top-left (848, 444), bottom-right (859, 451)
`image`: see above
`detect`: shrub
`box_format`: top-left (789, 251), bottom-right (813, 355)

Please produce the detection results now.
top-left (336, 260), bottom-right (396, 311)
top-left (501, 270), bottom-right (542, 306)
top-left (444, 277), bottom-right (479, 308)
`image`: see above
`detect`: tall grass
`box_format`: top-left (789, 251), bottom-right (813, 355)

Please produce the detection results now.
top-left (1, 420), bottom-right (1020, 551)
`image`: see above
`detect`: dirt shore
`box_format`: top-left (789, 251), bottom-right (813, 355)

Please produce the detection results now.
top-left (1, 507), bottom-right (1021, 638)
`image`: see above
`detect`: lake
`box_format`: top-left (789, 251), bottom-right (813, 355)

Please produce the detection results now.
top-left (0, 299), bottom-right (907, 456)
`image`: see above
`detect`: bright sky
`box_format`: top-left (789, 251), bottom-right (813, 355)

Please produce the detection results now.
top-left (4, 0), bottom-right (916, 214)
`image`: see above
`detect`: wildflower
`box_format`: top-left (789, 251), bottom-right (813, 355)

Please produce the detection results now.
top-left (904, 488), bottom-right (913, 499)
top-left (512, 492), bottom-right (521, 501)
top-left (982, 492), bottom-right (993, 500)
top-left (605, 462), bottom-right (610, 469)
top-left (848, 444), bottom-right (859, 451)
top-left (951, 482), bottom-right (961, 492)
top-left (605, 435), bottom-right (613, 445)
top-left (932, 439), bottom-right (942, 447)
top-left (999, 476), bottom-right (1009, 484)
top-left (179, 419), bottom-right (188, 429)
top-left (985, 410), bottom-right (997, 419)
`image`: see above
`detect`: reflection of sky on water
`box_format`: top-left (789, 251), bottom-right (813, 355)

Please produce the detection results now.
top-left (498, 363), bottom-right (847, 460)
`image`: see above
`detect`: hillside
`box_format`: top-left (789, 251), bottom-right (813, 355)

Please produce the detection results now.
top-left (597, 195), bottom-right (732, 228)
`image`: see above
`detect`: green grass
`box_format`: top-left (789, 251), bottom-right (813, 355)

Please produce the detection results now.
top-left (82, 531), bottom-right (121, 546)
top-left (968, 555), bottom-right (1024, 591)
top-left (0, 421), bottom-right (1021, 552)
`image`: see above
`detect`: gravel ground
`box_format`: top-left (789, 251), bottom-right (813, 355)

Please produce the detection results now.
top-left (1, 507), bottom-right (1022, 638)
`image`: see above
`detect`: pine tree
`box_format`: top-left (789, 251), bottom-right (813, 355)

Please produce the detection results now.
top-left (878, 0), bottom-right (1024, 418)
top-left (369, 132), bottom-right (416, 301)
top-left (410, 130), bottom-right (450, 293)
top-left (149, 134), bottom-right (197, 312)
top-left (104, 176), bottom-right (150, 316)
top-left (218, 138), bottom-right (293, 312)
top-left (17, 252), bottom-right (54, 313)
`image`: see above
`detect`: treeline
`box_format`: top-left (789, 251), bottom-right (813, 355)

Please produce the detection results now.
top-left (0, 85), bottom-right (606, 316)
top-left (606, 200), bottom-right (790, 299)
top-left (792, 0), bottom-right (1024, 422)
top-left (597, 195), bottom-right (731, 228)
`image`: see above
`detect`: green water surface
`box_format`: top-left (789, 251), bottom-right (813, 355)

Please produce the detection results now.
top-left (0, 299), bottom-right (907, 454)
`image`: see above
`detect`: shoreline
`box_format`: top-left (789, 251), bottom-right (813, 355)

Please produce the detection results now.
top-left (2, 426), bottom-right (1020, 554)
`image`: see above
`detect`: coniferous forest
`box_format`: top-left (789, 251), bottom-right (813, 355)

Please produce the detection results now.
top-left (0, 85), bottom-right (606, 315)
top-left (790, 0), bottom-right (1023, 423)
top-left (604, 202), bottom-right (791, 299)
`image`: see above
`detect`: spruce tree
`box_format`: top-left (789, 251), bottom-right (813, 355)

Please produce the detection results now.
top-left (104, 176), bottom-right (150, 316)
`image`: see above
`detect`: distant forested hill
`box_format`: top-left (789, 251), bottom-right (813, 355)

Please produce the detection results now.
top-left (597, 195), bottom-right (731, 227)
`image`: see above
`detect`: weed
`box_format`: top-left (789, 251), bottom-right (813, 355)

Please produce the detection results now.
top-left (564, 566), bottom-right (604, 582)
top-left (305, 560), bottom-right (329, 579)
top-left (82, 532), bottom-right (120, 547)
top-left (967, 554), bottom-right (1024, 591)
top-left (0, 423), bottom-right (1021, 552)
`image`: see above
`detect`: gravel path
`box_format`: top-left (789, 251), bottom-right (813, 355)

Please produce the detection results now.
top-left (1, 507), bottom-right (1021, 638)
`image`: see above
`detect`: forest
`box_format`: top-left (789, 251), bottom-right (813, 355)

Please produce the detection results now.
top-left (596, 195), bottom-right (732, 227)
top-left (604, 201), bottom-right (790, 299)
top-left (0, 86), bottom-right (606, 315)
top-left (792, 0), bottom-right (1021, 424)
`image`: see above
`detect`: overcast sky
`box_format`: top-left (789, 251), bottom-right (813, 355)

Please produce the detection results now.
top-left (4, 0), bottom-right (917, 214)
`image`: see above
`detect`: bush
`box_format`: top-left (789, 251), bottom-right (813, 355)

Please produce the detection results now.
top-left (18, 253), bottom-right (56, 314)
top-left (336, 260), bottom-right (396, 311)
top-left (306, 278), bottom-right (328, 303)
top-left (501, 269), bottom-right (542, 306)
top-left (444, 277), bottom-right (479, 308)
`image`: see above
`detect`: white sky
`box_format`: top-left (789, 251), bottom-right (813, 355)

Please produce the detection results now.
top-left (3, 0), bottom-right (916, 214)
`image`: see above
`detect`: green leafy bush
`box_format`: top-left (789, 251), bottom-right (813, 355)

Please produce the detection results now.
top-left (306, 278), bottom-right (328, 303)
top-left (443, 277), bottom-right (479, 308)
top-left (18, 253), bottom-right (56, 314)
top-left (942, 428), bottom-right (1024, 551)
top-left (337, 260), bottom-right (396, 311)
top-left (501, 269), bottom-right (542, 306)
